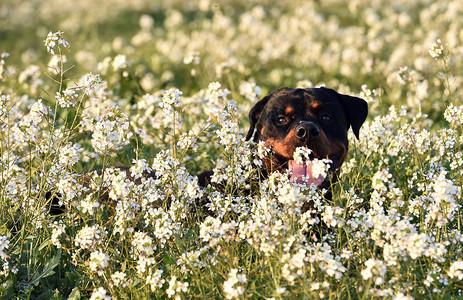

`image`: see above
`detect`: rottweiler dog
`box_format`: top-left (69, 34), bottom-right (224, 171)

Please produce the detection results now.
top-left (198, 87), bottom-right (368, 189)
top-left (48, 87), bottom-right (367, 215)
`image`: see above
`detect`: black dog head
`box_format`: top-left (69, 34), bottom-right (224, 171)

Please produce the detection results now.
top-left (246, 87), bottom-right (368, 179)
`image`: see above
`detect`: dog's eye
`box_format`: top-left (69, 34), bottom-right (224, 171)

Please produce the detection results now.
top-left (322, 114), bottom-right (333, 122)
top-left (277, 116), bottom-right (288, 125)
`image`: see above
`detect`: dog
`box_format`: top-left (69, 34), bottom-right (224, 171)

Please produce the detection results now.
top-left (197, 87), bottom-right (368, 190)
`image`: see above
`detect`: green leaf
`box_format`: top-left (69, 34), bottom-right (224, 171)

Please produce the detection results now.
top-left (29, 250), bottom-right (62, 286)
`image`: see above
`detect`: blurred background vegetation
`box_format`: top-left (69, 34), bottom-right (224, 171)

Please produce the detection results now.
top-left (2, 0), bottom-right (461, 117)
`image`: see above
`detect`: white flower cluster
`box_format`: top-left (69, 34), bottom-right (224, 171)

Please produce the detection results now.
top-left (183, 51), bottom-right (200, 65)
top-left (74, 225), bottom-right (105, 250)
top-left (8, 99), bottom-right (51, 145)
top-left (239, 79), bottom-right (262, 102)
top-left (292, 147), bottom-right (312, 164)
top-left (223, 269), bottom-right (247, 299)
top-left (166, 275), bottom-right (189, 299)
top-left (359, 84), bottom-right (378, 103)
top-left (59, 142), bottom-right (81, 167)
top-left (146, 269), bottom-right (165, 292)
top-left (448, 260), bottom-right (463, 280)
top-left (80, 73), bottom-right (104, 97)
top-left (89, 287), bottom-right (111, 300)
top-left (44, 31), bottom-right (69, 55)
top-left (160, 88), bottom-right (183, 112)
top-left (444, 104), bottom-right (463, 126)
top-left (89, 250), bottom-right (110, 276)
top-left (427, 172), bottom-right (460, 228)
top-left (204, 82), bottom-right (231, 119)
top-left (50, 222), bottom-right (66, 248)
top-left (85, 107), bottom-right (132, 155)
top-left (111, 271), bottom-right (129, 288)
top-left (55, 88), bottom-right (78, 108)
top-left (361, 258), bottom-right (387, 285)
top-left (429, 39), bottom-right (445, 59)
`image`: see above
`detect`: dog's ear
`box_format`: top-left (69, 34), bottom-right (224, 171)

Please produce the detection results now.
top-left (322, 87), bottom-right (368, 140)
top-left (338, 93), bottom-right (368, 140)
top-left (245, 94), bottom-right (271, 141)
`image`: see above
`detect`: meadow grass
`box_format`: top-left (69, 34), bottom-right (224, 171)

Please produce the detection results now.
top-left (1, 0), bottom-right (463, 299)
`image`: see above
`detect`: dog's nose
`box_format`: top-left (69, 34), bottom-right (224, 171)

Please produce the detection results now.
top-left (295, 122), bottom-right (320, 140)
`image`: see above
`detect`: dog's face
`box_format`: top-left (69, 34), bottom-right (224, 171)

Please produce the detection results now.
top-left (246, 87), bottom-right (368, 184)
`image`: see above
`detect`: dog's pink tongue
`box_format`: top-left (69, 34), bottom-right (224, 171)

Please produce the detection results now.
top-left (289, 160), bottom-right (325, 186)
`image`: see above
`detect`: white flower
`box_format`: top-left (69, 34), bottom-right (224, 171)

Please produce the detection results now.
top-left (310, 158), bottom-right (332, 179)
top-left (448, 260), bottom-right (463, 280)
top-left (80, 194), bottom-right (100, 214)
top-left (139, 14), bottom-right (155, 31)
top-left (371, 169), bottom-right (392, 192)
top-left (322, 206), bottom-right (345, 228)
top-left (112, 54), bottom-right (130, 71)
top-left (177, 132), bottom-right (198, 151)
top-left (132, 231), bottom-right (155, 256)
top-left (426, 172), bottom-right (460, 227)
top-left (79, 73), bottom-right (104, 96)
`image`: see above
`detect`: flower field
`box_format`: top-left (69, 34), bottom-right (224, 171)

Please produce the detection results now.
top-left (1, 0), bottom-right (463, 298)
